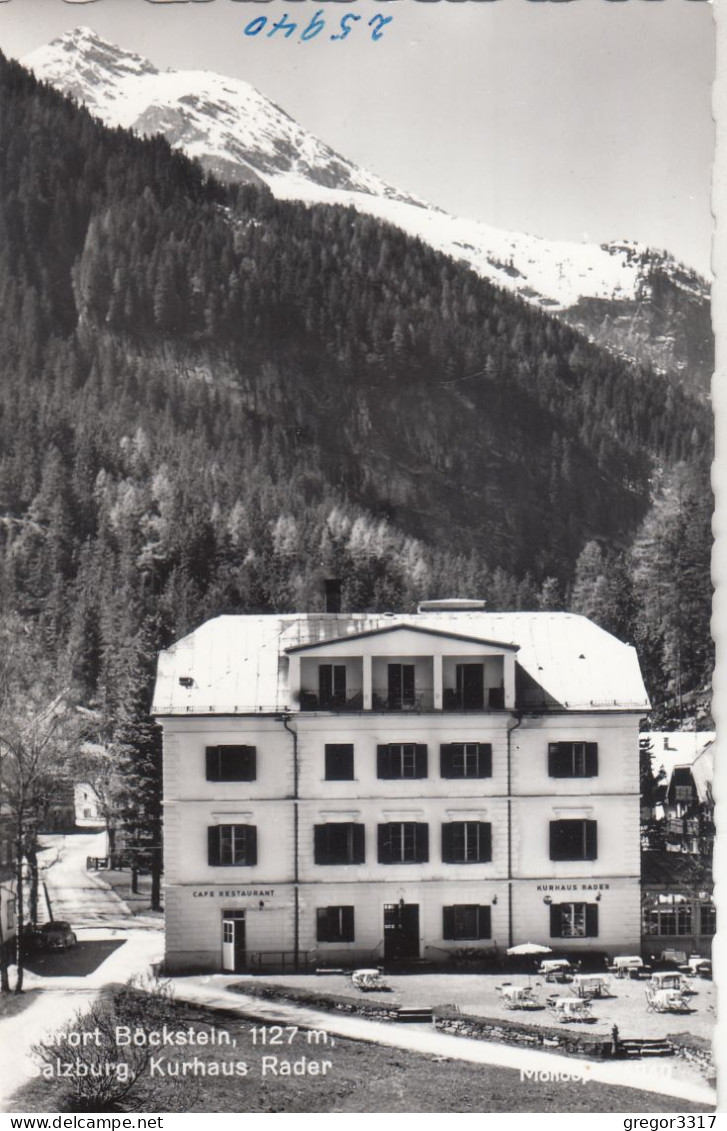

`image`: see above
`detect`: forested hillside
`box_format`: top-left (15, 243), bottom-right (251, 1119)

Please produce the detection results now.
top-left (0, 49), bottom-right (713, 746)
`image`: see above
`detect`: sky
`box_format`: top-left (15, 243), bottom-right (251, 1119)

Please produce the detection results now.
top-left (0, 0), bottom-right (716, 275)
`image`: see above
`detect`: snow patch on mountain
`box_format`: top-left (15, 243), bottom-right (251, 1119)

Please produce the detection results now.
top-left (22, 27), bottom-right (709, 313)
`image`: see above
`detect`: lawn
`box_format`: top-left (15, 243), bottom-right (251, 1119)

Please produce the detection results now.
top-left (9, 997), bottom-right (713, 1114)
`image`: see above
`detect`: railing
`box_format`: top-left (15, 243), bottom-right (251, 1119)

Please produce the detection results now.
top-left (372, 689), bottom-right (435, 712)
top-left (443, 688), bottom-right (505, 711)
top-left (298, 691), bottom-right (364, 712)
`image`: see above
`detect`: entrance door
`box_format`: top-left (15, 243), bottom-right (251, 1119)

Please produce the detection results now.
top-left (456, 664), bottom-right (484, 710)
top-left (384, 903), bottom-right (420, 962)
top-left (222, 911), bottom-right (246, 972)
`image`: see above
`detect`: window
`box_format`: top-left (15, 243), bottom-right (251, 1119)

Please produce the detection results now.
top-left (319, 664), bottom-right (347, 708)
top-left (442, 904), bottom-right (491, 940)
top-left (442, 822), bottom-right (492, 863)
top-left (377, 822), bottom-right (429, 864)
top-left (673, 785), bottom-right (693, 803)
top-left (440, 743), bottom-right (492, 778)
top-left (456, 664), bottom-right (485, 710)
top-left (325, 744), bottom-right (354, 781)
top-left (206, 745), bottom-right (256, 782)
top-left (387, 663), bottom-right (416, 708)
top-left (208, 824), bottom-right (257, 866)
top-left (642, 905), bottom-right (693, 937)
top-left (314, 823), bottom-right (365, 865)
top-left (316, 906), bottom-right (355, 943)
top-left (377, 743), bottom-right (427, 779)
top-left (547, 742), bottom-right (598, 778)
top-left (700, 904), bottom-right (716, 935)
top-left (550, 902), bottom-right (598, 938)
top-left (6, 899), bottom-right (15, 932)
top-left (549, 819), bottom-right (598, 861)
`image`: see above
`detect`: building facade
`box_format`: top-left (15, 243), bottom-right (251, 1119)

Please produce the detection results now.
top-left (152, 601), bottom-right (650, 973)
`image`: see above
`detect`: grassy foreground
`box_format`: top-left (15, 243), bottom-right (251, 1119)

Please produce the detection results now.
top-left (10, 998), bottom-right (712, 1114)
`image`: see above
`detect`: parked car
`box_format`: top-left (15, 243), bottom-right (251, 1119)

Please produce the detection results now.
top-left (22, 921), bottom-right (77, 952)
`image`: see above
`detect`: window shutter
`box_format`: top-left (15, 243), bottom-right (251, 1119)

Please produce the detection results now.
top-left (442, 906), bottom-right (455, 940)
top-left (247, 825), bottom-right (258, 866)
top-left (341, 906), bottom-right (355, 942)
top-left (314, 825), bottom-right (328, 865)
top-left (415, 823), bottom-right (429, 863)
top-left (440, 744), bottom-right (453, 777)
top-left (585, 821), bottom-right (598, 860)
top-left (479, 823), bottom-right (492, 863)
top-left (441, 823), bottom-right (454, 863)
top-left (377, 745), bottom-right (391, 779)
top-left (550, 903), bottom-right (564, 938)
top-left (319, 665), bottom-right (332, 701)
top-left (549, 821), bottom-right (563, 861)
top-left (478, 743), bottom-right (493, 777)
top-left (548, 742), bottom-right (564, 777)
top-left (377, 824), bottom-right (390, 864)
top-left (205, 747), bottom-right (219, 781)
top-left (207, 826), bottom-right (220, 866)
top-left (478, 905), bottom-right (492, 939)
top-left (333, 665), bottom-right (347, 698)
top-left (316, 907), bottom-right (329, 942)
top-left (585, 904), bottom-right (599, 937)
top-left (352, 824), bottom-right (365, 864)
top-left (415, 744), bottom-right (428, 778)
top-left (243, 746), bottom-right (257, 781)
top-left (403, 665), bottom-right (415, 699)
top-left (586, 743), bottom-right (599, 776)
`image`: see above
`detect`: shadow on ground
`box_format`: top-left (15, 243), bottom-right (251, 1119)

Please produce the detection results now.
top-left (23, 940), bottom-right (125, 978)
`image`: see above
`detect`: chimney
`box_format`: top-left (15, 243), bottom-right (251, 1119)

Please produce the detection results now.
top-left (324, 579), bottom-right (342, 614)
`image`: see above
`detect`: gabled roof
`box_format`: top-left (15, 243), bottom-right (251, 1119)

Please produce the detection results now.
top-left (150, 610), bottom-right (650, 716)
top-left (285, 621), bottom-right (520, 654)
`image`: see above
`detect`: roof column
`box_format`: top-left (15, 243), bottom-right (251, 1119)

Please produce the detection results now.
top-left (433, 653), bottom-right (443, 710)
top-left (288, 654), bottom-right (301, 707)
top-left (504, 653), bottom-right (516, 709)
top-left (362, 654), bottom-right (373, 710)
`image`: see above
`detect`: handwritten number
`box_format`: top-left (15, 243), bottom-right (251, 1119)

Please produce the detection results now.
top-left (268, 14), bottom-right (297, 39)
top-left (331, 13), bottom-right (362, 42)
top-left (368, 15), bottom-right (393, 41)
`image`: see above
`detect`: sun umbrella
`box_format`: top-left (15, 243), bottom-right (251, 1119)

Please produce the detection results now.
top-left (507, 942), bottom-right (552, 984)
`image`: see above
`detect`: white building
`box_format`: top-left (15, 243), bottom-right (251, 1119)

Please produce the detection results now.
top-left (151, 600), bottom-right (650, 973)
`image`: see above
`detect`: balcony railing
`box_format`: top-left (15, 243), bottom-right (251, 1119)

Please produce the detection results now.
top-left (372, 689), bottom-right (435, 712)
top-left (298, 691), bottom-right (364, 712)
top-left (443, 687), bottom-right (505, 711)
top-left (296, 687), bottom-right (508, 712)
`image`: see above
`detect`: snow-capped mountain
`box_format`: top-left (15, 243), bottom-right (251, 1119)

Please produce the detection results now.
top-left (22, 27), bottom-right (712, 392)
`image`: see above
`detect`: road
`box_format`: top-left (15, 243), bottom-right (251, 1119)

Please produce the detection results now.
top-left (37, 831), bottom-right (132, 928)
top-left (0, 830), bottom-right (164, 1111)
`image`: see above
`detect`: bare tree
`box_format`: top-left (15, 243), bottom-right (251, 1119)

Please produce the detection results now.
top-left (0, 617), bottom-right (83, 992)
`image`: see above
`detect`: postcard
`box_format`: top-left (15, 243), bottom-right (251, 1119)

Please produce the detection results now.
top-left (0, 0), bottom-right (718, 1119)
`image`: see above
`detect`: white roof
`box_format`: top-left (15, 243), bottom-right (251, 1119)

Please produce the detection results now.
top-left (647, 731), bottom-right (714, 804)
top-left (151, 610), bottom-right (650, 716)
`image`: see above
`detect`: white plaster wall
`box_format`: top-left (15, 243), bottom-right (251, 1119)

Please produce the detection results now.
top-left (512, 794), bottom-right (641, 879)
top-left (511, 714), bottom-right (641, 796)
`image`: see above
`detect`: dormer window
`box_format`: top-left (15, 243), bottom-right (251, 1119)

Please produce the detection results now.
top-left (387, 663), bottom-right (416, 709)
top-left (319, 664), bottom-right (346, 709)
top-left (456, 664), bottom-right (484, 710)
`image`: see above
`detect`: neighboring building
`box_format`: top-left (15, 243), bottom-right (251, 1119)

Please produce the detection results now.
top-left (641, 851), bottom-right (714, 959)
top-left (0, 806), bottom-right (17, 962)
top-left (640, 731), bottom-right (714, 958)
top-left (152, 599), bottom-right (650, 973)
top-left (645, 732), bottom-right (715, 855)
top-left (74, 783), bottom-right (105, 827)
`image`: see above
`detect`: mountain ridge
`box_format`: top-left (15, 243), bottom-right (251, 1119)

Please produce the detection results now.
top-left (22, 25), bottom-right (712, 399)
